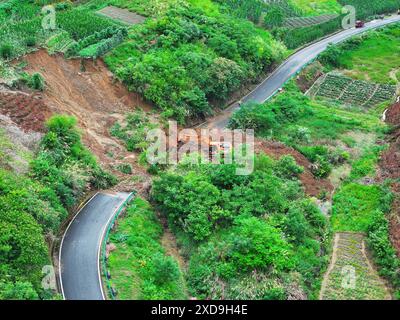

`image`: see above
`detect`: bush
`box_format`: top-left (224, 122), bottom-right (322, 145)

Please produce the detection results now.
top-left (318, 44), bottom-right (344, 68)
top-left (32, 115), bottom-right (116, 209)
top-left (28, 73), bottom-right (45, 91)
top-left (367, 211), bottom-right (400, 289)
top-left (274, 155), bottom-right (304, 180)
top-left (0, 43), bottom-right (13, 59)
top-left (116, 163), bottom-right (132, 175)
top-left (25, 36), bottom-right (36, 47)
top-left (151, 254), bottom-right (180, 285)
top-left (229, 101), bottom-right (277, 131)
top-left (264, 5), bottom-right (285, 29)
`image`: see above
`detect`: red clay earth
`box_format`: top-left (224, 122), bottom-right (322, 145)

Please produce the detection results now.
top-left (255, 140), bottom-right (334, 198)
top-left (17, 50), bottom-right (152, 193)
top-left (379, 102), bottom-right (400, 255)
top-left (0, 88), bottom-right (51, 132)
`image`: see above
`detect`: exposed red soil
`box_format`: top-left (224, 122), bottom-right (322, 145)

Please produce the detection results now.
top-left (255, 139), bottom-right (334, 198)
top-left (389, 182), bottom-right (400, 256)
top-left (296, 61), bottom-right (324, 93)
top-left (385, 101), bottom-right (400, 126)
top-left (14, 49), bottom-right (153, 193)
top-left (0, 88), bottom-right (51, 132)
top-left (379, 102), bottom-right (400, 255)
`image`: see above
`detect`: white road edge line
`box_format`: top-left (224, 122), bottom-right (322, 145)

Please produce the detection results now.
top-left (97, 193), bottom-right (133, 300)
top-left (58, 192), bottom-right (100, 300)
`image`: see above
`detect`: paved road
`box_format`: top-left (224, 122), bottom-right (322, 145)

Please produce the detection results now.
top-left (204, 15), bottom-right (400, 129)
top-left (59, 192), bottom-right (132, 300)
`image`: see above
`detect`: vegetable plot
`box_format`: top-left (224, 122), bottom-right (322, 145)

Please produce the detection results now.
top-left (308, 73), bottom-right (397, 108)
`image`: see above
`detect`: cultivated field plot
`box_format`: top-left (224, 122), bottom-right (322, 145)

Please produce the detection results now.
top-left (320, 233), bottom-right (390, 300)
top-left (284, 14), bottom-right (338, 28)
top-left (308, 73), bottom-right (397, 108)
top-left (97, 6), bottom-right (146, 25)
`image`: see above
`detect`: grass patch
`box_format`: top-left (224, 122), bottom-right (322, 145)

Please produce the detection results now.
top-left (331, 183), bottom-right (384, 232)
top-left (108, 198), bottom-right (187, 300)
top-left (324, 25), bottom-right (400, 84)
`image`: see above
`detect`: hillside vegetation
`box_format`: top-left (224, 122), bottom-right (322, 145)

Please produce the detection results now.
top-left (0, 115), bottom-right (115, 299)
top-left (319, 25), bottom-right (400, 84)
top-left (151, 158), bottom-right (329, 299)
top-left (102, 0), bottom-right (286, 124)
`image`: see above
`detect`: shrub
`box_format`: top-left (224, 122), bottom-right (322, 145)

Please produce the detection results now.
top-left (318, 44), bottom-right (344, 68)
top-left (116, 163), bottom-right (132, 175)
top-left (367, 211), bottom-right (400, 289)
top-left (0, 43), bottom-right (13, 60)
top-left (25, 36), bottom-right (36, 47)
top-left (28, 73), bottom-right (45, 91)
top-left (151, 254), bottom-right (180, 285)
top-left (32, 115), bottom-right (116, 209)
top-left (274, 155), bottom-right (304, 180)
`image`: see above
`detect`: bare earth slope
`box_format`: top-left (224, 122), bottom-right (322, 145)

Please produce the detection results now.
top-left (20, 50), bottom-right (152, 192)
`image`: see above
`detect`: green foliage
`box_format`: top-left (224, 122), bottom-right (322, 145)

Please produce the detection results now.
top-left (274, 155), bottom-right (304, 180)
top-left (110, 109), bottom-right (155, 152)
top-left (152, 156), bottom-right (329, 299)
top-left (0, 189), bottom-right (49, 296)
top-left (0, 169), bottom-right (67, 234)
top-left (151, 253), bottom-right (180, 285)
top-left (25, 36), bottom-right (36, 47)
top-left (116, 163), bottom-right (132, 175)
top-left (319, 44), bottom-right (344, 68)
top-left (57, 8), bottom-right (117, 41)
top-left (0, 281), bottom-right (39, 300)
top-left (337, 0), bottom-right (400, 19)
top-left (0, 43), bottom-right (13, 59)
top-left (274, 15), bottom-right (343, 49)
top-left (229, 91), bottom-right (311, 132)
top-left (264, 5), bottom-right (285, 29)
top-left (321, 25), bottom-right (400, 85)
top-left (65, 26), bottom-right (128, 58)
top-left (331, 183), bottom-right (385, 232)
top-left (215, 0), bottom-right (265, 23)
top-left (28, 72), bottom-right (45, 91)
top-left (348, 145), bottom-right (382, 181)
top-left (367, 210), bottom-right (400, 290)
top-left (105, 1), bottom-right (285, 123)
top-left (32, 115), bottom-right (116, 208)
top-left (227, 216), bottom-right (295, 272)
top-left (108, 198), bottom-right (186, 300)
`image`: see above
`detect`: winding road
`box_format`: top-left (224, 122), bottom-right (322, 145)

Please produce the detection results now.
top-left (204, 14), bottom-right (400, 129)
top-left (59, 192), bottom-right (132, 300)
top-left (57, 14), bottom-right (400, 301)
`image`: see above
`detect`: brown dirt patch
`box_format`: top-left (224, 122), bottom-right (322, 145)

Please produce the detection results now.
top-left (379, 102), bottom-right (400, 255)
top-left (255, 139), bottom-right (333, 198)
top-left (385, 101), bottom-right (400, 126)
top-left (389, 183), bottom-right (400, 257)
top-left (18, 49), bottom-right (153, 193)
top-left (0, 86), bottom-right (51, 132)
top-left (296, 61), bottom-right (324, 93)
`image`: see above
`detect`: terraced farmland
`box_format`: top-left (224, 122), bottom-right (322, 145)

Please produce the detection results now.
top-left (308, 73), bottom-right (397, 107)
top-left (284, 14), bottom-right (339, 28)
top-left (320, 232), bottom-right (391, 300)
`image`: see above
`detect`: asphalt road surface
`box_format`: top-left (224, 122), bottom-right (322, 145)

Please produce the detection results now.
top-left (59, 192), bottom-right (132, 300)
top-left (204, 14), bottom-right (400, 129)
